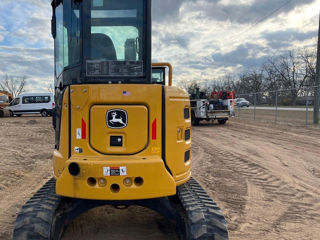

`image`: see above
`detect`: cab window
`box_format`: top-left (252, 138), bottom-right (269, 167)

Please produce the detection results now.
top-left (55, 4), bottom-right (64, 76)
top-left (55, 1), bottom-right (81, 76)
top-left (152, 68), bottom-right (165, 85)
top-left (85, 0), bottom-right (146, 78)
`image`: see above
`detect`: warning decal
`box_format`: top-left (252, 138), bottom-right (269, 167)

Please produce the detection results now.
top-left (76, 119), bottom-right (87, 140)
top-left (76, 128), bottom-right (82, 139)
top-left (103, 166), bottom-right (127, 176)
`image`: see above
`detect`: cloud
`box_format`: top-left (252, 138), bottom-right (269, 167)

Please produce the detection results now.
top-left (0, 0), bottom-right (319, 93)
top-left (152, 0), bottom-right (185, 22)
top-left (212, 43), bottom-right (269, 69)
top-left (176, 0), bottom-right (315, 24)
top-left (0, 46), bottom-right (53, 76)
top-left (0, 25), bottom-right (8, 42)
top-left (0, 46), bottom-right (53, 92)
top-left (0, 0), bottom-right (52, 47)
top-left (152, 0), bottom-right (319, 85)
top-left (263, 29), bottom-right (317, 49)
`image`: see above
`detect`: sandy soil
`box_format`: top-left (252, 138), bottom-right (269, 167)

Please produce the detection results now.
top-left (0, 117), bottom-right (53, 240)
top-left (0, 116), bottom-right (320, 239)
top-left (191, 119), bottom-right (320, 240)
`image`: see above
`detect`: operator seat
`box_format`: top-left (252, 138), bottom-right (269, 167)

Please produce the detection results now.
top-left (91, 33), bottom-right (117, 60)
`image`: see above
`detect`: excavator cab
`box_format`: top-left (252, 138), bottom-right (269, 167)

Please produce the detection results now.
top-left (13, 0), bottom-right (228, 239)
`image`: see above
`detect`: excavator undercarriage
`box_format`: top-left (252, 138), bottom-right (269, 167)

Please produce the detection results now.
top-left (14, 178), bottom-right (228, 239)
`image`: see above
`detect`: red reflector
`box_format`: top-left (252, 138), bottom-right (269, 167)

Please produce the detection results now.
top-left (81, 118), bottom-right (86, 140)
top-left (152, 118), bottom-right (157, 140)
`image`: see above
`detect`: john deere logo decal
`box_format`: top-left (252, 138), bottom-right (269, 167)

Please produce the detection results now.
top-left (106, 109), bottom-right (128, 129)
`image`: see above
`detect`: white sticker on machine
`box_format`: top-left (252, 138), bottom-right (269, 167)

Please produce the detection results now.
top-left (103, 167), bottom-right (127, 176)
top-left (76, 128), bottom-right (82, 139)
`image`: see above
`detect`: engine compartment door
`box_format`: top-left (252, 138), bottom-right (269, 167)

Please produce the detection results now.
top-left (90, 105), bottom-right (148, 155)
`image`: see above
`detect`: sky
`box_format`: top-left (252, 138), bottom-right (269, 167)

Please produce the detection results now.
top-left (0, 0), bottom-right (319, 92)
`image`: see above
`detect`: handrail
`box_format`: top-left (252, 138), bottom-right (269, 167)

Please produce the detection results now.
top-left (152, 62), bottom-right (173, 86)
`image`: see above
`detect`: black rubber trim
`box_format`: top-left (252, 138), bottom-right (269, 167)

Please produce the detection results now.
top-left (184, 108), bottom-right (190, 119)
top-left (68, 87), bottom-right (71, 158)
top-left (184, 150), bottom-right (190, 162)
top-left (162, 86), bottom-right (172, 175)
top-left (184, 129), bottom-right (191, 141)
top-left (55, 87), bottom-right (66, 150)
top-left (12, 109), bottom-right (51, 113)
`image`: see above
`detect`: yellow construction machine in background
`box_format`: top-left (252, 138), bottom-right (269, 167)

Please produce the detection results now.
top-left (0, 90), bottom-right (13, 117)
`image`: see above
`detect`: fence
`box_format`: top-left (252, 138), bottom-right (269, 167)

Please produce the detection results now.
top-left (234, 86), bottom-right (320, 127)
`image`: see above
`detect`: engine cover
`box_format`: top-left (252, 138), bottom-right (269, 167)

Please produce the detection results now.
top-left (90, 105), bottom-right (148, 154)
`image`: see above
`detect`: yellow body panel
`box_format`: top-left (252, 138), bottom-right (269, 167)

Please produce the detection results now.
top-left (54, 84), bottom-right (191, 200)
top-left (53, 88), bottom-right (69, 177)
top-left (165, 86), bottom-right (191, 185)
top-left (56, 156), bottom-right (176, 200)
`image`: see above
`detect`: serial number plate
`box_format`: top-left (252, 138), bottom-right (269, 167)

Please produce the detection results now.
top-left (103, 166), bottom-right (127, 176)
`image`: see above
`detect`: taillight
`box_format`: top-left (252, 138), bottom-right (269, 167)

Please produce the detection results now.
top-left (52, 102), bottom-right (55, 108)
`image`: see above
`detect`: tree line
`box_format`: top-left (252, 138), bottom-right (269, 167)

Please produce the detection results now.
top-left (181, 49), bottom-right (317, 105)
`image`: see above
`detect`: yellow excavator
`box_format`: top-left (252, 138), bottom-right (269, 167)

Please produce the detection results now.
top-left (0, 90), bottom-right (13, 117)
top-left (13, 0), bottom-right (228, 239)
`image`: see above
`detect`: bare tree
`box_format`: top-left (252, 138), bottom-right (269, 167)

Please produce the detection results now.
top-left (221, 74), bottom-right (235, 91)
top-left (263, 60), bottom-right (282, 91)
top-left (268, 51), bottom-right (308, 105)
top-left (0, 75), bottom-right (27, 98)
top-left (186, 81), bottom-right (200, 95)
top-left (299, 49), bottom-right (317, 87)
top-left (237, 69), bottom-right (264, 93)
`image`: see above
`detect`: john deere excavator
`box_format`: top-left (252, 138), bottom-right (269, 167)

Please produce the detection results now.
top-left (13, 0), bottom-right (228, 239)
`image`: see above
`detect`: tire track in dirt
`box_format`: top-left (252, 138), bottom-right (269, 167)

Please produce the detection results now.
top-left (190, 141), bottom-right (248, 233)
top-left (226, 121), bottom-right (320, 152)
top-left (196, 122), bottom-right (320, 197)
top-left (191, 125), bottom-right (320, 240)
top-left (200, 133), bottom-right (320, 220)
top-left (0, 164), bottom-right (52, 239)
top-left (0, 117), bottom-right (54, 239)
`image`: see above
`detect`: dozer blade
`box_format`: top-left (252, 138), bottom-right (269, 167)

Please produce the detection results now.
top-left (13, 178), bottom-right (228, 240)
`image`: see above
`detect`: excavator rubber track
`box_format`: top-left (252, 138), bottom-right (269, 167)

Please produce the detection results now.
top-left (13, 179), bottom-right (63, 240)
top-left (177, 178), bottom-right (228, 240)
top-left (13, 178), bottom-right (228, 240)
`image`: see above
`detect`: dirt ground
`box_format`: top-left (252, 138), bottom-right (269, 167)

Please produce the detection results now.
top-left (1, 116), bottom-right (320, 240)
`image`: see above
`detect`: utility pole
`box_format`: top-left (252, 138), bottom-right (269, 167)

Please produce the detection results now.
top-left (314, 11), bottom-right (320, 124)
